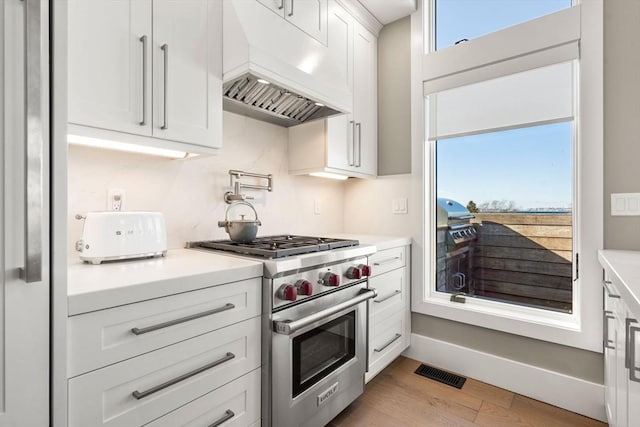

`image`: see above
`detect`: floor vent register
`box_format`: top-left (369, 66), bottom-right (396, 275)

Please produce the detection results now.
top-left (414, 364), bottom-right (467, 389)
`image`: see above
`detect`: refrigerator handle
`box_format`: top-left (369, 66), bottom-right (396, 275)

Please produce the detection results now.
top-left (20, 0), bottom-right (44, 283)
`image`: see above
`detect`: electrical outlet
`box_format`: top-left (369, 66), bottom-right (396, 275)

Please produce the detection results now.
top-left (107, 188), bottom-right (125, 211)
top-left (314, 199), bottom-right (321, 215)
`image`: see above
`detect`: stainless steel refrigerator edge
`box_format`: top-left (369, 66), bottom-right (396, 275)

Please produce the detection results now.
top-left (1, 0), bottom-right (51, 425)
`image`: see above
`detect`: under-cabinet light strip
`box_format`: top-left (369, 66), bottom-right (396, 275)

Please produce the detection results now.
top-left (67, 134), bottom-right (193, 159)
top-left (308, 172), bottom-right (349, 180)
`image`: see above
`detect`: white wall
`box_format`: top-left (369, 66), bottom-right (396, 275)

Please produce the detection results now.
top-left (68, 112), bottom-right (346, 257)
top-left (343, 174), bottom-right (414, 237)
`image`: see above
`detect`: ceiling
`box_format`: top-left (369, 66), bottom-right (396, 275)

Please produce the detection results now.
top-left (358, 0), bottom-right (417, 25)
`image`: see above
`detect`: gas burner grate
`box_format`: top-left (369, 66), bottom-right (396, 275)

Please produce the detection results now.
top-left (414, 364), bottom-right (466, 389)
top-left (190, 235), bottom-right (360, 259)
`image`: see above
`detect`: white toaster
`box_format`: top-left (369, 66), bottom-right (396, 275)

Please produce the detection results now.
top-left (76, 211), bottom-right (167, 265)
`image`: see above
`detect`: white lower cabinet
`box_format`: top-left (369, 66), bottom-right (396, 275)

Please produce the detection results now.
top-left (68, 278), bottom-right (260, 377)
top-left (144, 368), bottom-right (260, 427)
top-left (368, 311), bottom-right (406, 378)
top-left (366, 244), bottom-right (411, 382)
top-left (68, 278), bottom-right (261, 427)
top-left (601, 262), bottom-right (640, 427)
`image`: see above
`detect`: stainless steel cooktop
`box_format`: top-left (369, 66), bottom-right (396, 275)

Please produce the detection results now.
top-left (188, 235), bottom-right (360, 259)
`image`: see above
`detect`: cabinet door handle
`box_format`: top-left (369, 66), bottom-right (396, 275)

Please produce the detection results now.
top-left (374, 290), bottom-right (401, 304)
top-left (139, 35), bottom-right (148, 126)
top-left (627, 318), bottom-right (638, 368)
top-left (373, 256), bottom-right (401, 266)
top-left (629, 325), bottom-right (640, 383)
top-left (21, 0), bottom-right (45, 284)
top-left (288, 0), bottom-right (294, 16)
top-left (132, 352), bottom-right (235, 399)
top-left (374, 333), bottom-right (402, 353)
top-left (603, 280), bottom-right (621, 298)
top-left (603, 310), bottom-right (615, 350)
top-left (348, 120), bottom-right (356, 166)
top-left (277, 0), bottom-right (284, 10)
top-left (131, 303), bottom-right (235, 335)
top-left (161, 43), bottom-right (169, 130)
top-left (208, 409), bottom-right (235, 427)
top-left (356, 122), bottom-right (362, 167)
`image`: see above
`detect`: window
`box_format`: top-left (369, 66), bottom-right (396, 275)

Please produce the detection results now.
top-left (413, 0), bottom-right (604, 351)
top-left (435, 122), bottom-right (573, 312)
top-left (434, 0), bottom-right (572, 50)
top-left (429, 61), bottom-right (576, 313)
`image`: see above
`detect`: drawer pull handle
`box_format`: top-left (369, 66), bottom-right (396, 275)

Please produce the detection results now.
top-left (604, 311), bottom-right (615, 350)
top-left (630, 325), bottom-right (640, 383)
top-left (627, 318), bottom-right (639, 368)
top-left (374, 333), bottom-right (402, 353)
top-left (373, 257), bottom-right (401, 266)
top-left (132, 352), bottom-right (235, 400)
top-left (603, 280), bottom-right (621, 298)
top-left (374, 290), bottom-right (401, 304)
top-left (131, 303), bottom-right (235, 335)
top-left (208, 409), bottom-right (235, 427)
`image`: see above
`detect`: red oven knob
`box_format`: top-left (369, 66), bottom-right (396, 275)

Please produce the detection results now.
top-left (358, 264), bottom-right (372, 277)
top-left (321, 272), bottom-right (341, 286)
top-left (295, 280), bottom-right (313, 296)
top-left (345, 266), bottom-right (362, 279)
top-left (277, 284), bottom-right (298, 301)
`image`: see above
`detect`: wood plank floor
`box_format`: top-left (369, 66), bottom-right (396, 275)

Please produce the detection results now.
top-left (328, 356), bottom-right (607, 427)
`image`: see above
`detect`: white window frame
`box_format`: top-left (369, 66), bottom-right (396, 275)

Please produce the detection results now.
top-left (410, 0), bottom-right (603, 352)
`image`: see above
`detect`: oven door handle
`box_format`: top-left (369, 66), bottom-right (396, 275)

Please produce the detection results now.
top-left (273, 288), bottom-right (377, 335)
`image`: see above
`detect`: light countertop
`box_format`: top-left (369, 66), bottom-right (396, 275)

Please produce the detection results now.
top-left (598, 249), bottom-right (640, 315)
top-left (68, 249), bottom-right (263, 316)
top-left (68, 235), bottom-right (411, 316)
top-left (327, 233), bottom-right (411, 251)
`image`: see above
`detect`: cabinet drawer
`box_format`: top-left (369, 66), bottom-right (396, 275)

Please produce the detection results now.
top-left (68, 278), bottom-right (260, 377)
top-left (369, 267), bottom-right (406, 319)
top-left (367, 311), bottom-right (407, 383)
top-left (68, 317), bottom-right (260, 427)
top-left (145, 368), bottom-right (260, 427)
top-left (369, 246), bottom-right (406, 276)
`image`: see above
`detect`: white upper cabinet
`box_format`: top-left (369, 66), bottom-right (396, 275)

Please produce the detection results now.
top-left (352, 21), bottom-right (377, 176)
top-left (68, 0), bottom-right (153, 137)
top-left (256, 0), bottom-right (328, 44)
top-left (152, 0), bottom-right (222, 147)
top-left (68, 0), bottom-right (222, 152)
top-left (289, 3), bottom-right (377, 178)
top-left (324, 2), bottom-right (354, 172)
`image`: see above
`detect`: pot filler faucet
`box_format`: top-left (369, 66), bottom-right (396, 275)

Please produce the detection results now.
top-left (224, 169), bottom-right (273, 203)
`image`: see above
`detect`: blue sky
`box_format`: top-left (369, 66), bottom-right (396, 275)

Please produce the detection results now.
top-left (434, 0), bottom-right (572, 210)
top-left (435, 0), bottom-right (572, 50)
top-left (436, 122), bottom-right (573, 210)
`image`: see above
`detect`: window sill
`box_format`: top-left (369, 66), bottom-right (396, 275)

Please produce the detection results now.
top-left (412, 290), bottom-right (600, 351)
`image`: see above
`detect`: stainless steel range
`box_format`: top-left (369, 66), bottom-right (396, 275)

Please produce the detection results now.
top-left (188, 235), bottom-right (377, 427)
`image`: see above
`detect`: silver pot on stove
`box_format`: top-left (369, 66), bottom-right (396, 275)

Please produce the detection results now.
top-left (217, 200), bottom-right (262, 243)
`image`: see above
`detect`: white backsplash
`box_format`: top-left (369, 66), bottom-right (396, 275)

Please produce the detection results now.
top-left (68, 112), bottom-right (346, 257)
top-left (343, 173), bottom-right (415, 237)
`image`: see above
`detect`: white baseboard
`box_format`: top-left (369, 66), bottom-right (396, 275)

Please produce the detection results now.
top-left (402, 333), bottom-right (606, 422)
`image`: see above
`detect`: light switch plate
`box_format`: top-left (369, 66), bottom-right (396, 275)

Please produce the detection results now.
top-left (392, 198), bottom-right (408, 214)
top-left (611, 193), bottom-right (640, 216)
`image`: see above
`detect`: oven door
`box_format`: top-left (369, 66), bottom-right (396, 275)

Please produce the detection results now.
top-left (269, 284), bottom-right (376, 427)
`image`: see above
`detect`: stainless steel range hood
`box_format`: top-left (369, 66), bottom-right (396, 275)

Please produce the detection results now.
top-left (223, 74), bottom-right (342, 128)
